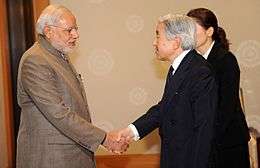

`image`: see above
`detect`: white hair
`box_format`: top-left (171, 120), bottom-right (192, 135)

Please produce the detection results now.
top-left (158, 14), bottom-right (196, 50)
top-left (35, 5), bottom-right (72, 35)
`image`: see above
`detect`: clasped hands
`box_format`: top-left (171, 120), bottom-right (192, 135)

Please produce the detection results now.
top-left (102, 127), bottom-right (134, 154)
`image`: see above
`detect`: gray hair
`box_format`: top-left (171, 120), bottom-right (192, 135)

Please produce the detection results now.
top-left (158, 14), bottom-right (196, 50)
top-left (36, 5), bottom-right (72, 35)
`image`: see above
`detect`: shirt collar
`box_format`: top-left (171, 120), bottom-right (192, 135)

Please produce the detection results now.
top-left (38, 34), bottom-right (69, 61)
top-left (202, 41), bottom-right (215, 59)
top-left (171, 50), bottom-right (190, 74)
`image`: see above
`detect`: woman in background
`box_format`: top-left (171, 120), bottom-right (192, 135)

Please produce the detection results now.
top-left (187, 8), bottom-right (250, 168)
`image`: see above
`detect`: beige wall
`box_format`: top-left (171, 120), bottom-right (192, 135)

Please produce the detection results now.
top-left (0, 46), bottom-right (8, 167)
top-left (50, 0), bottom-right (260, 154)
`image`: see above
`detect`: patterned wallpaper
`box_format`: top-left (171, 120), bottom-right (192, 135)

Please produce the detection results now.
top-left (50, 0), bottom-right (260, 154)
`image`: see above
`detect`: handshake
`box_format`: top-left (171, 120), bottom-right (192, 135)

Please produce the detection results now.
top-left (102, 127), bottom-right (135, 154)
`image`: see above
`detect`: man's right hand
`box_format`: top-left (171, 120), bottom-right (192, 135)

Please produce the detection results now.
top-left (102, 127), bottom-right (135, 154)
top-left (102, 130), bottom-right (129, 154)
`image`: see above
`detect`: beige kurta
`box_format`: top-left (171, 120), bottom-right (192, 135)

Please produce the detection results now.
top-left (16, 35), bottom-right (106, 168)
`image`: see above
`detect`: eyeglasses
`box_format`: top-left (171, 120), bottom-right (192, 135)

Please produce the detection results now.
top-left (48, 25), bottom-right (79, 34)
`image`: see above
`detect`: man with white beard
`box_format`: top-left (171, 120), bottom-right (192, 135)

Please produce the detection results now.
top-left (16, 5), bottom-right (127, 168)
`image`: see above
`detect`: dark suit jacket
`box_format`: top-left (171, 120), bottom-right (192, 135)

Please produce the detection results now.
top-left (207, 42), bottom-right (250, 148)
top-left (133, 50), bottom-right (218, 168)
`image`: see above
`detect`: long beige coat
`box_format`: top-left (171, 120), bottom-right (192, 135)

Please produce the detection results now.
top-left (16, 35), bottom-right (106, 168)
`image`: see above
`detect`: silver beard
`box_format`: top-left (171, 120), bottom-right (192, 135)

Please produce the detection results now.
top-left (51, 41), bottom-right (74, 54)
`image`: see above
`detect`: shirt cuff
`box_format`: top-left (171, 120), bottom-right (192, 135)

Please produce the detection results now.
top-left (128, 124), bottom-right (140, 141)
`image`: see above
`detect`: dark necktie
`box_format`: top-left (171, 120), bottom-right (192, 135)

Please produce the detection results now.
top-left (168, 66), bottom-right (174, 79)
top-left (166, 66), bottom-right (174, 86)
top-left (162, 66), bottom-right (175, 98)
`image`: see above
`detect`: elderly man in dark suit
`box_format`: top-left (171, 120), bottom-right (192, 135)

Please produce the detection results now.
top-left (117, 14), bottom-right (218, 168)
top-left (16, 5), bottom-right (126, 168)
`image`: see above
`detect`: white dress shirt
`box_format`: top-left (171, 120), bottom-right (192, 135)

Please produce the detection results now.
top-left (129, 49), bottom-right (191, 141)
top-left (200, 41), bottom-right (215, 60)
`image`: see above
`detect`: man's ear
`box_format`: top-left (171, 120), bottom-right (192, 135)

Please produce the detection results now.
top-left (43, 26), bottom-right (52, 38)
top-left (173, 36), bottom-right (181, 49)
top-left (206, 27), bottom-right (214, 37)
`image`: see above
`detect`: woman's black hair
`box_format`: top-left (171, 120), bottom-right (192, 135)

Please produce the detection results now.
top-left (187, 8), bottom-right (230, 50)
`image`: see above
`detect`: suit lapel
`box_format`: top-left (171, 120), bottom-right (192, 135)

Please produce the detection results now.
top-left (66, 57), bottom-right (88, 104)
top-left (38, 36), bottom-right (89, 106)
top-left (41, 50), bottom-right (85, 103)
top-left (207, 42), bottom-right (225, 64)
top-left (163, 50), bottom-right (195, 107)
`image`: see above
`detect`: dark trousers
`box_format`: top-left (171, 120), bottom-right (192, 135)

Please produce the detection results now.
top-left (210, 144), bottom-right (250, 168)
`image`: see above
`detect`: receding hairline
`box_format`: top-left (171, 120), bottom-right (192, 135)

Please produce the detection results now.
top-left (38, 5), bottom-right (74, 25)
top-left (44, 4), bottom-right (73, 16)
top-left (35, 5), bottom-right (76, 35)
